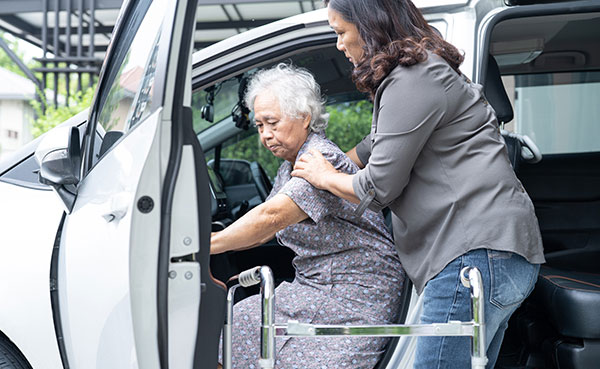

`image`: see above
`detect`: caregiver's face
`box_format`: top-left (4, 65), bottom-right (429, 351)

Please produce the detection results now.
top-left (253, 91), bottom-right (310, 163)
top-left (328, 7), bottom-right (365, 66)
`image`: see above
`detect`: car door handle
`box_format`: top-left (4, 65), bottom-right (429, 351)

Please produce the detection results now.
top-left (102, 208), bottom-right (128, 223)
top-left (102, 193), bottom-right (130, 223)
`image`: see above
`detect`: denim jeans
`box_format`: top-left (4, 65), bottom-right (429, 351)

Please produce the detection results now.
top-left (413, 248), bottom-right (540, 369)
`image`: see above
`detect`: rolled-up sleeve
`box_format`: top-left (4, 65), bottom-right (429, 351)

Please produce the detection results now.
top-left (352, 68), bottom-right (448, 213)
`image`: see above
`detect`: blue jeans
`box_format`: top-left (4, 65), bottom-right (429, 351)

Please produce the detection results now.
top-left (413, 249), bottom-right (540, 369)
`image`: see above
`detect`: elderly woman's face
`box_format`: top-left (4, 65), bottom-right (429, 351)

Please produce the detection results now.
top-left (253, 91), bottom-right (311, 163)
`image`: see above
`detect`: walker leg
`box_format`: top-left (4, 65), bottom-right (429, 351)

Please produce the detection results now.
top-left (461, 267), bottom-right (488, 369)
top-left (258, 266), bottom-right (275, 369)
top-left (224, 267), bottom-right (276, 369)
top-left (223, 285), bottom-right (239, 369)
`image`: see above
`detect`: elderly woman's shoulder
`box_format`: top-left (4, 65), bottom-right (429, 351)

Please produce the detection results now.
top-left (304, 133), bottom-right (359, 173)
top-left (305, 133), bottom-right (342, 156)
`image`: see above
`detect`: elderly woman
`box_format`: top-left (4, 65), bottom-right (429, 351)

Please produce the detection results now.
top-left (211, 63), bottom-right (405, 368)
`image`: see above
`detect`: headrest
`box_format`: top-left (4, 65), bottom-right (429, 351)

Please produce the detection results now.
top-left (484, 55), bottom-right (514, 125)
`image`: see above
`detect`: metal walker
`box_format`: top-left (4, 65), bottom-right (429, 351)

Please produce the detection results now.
top-left (223, 266), bottom-right (487, 369)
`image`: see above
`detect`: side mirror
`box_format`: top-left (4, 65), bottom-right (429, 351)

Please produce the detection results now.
top-left (35, 126), bottom-right (82, 212)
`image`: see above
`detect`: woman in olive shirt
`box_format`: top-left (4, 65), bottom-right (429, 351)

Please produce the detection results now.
top-left (292, 0), bottom-right (545, 368)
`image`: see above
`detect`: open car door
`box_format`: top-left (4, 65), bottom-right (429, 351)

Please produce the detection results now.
top-left (39, 0), bottom-right (225, 368)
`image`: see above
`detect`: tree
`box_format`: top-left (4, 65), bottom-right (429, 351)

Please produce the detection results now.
top-left (30, 87), bottom-right (95, 137)
top-left (0, 32), bottom-right (27, 77)
top-left (326, 100), bottom-right (373, 153)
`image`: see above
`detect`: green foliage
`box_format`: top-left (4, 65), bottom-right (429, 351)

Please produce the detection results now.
top-left (30, 87), bottom-right (95, 137)
top-left (326, 100), bottom-right (373, 152)
top-left (220, 131), bottom-right (284, 180)
top-left (218, 100), bottom-right (373, 180)
top-left (0, 32), bottom-right (27, 77)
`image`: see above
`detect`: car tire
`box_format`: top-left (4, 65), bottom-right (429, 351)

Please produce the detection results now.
top-left (0, 336), bottom-right (32, 369)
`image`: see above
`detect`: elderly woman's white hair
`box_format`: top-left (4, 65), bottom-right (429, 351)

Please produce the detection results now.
top-left (244, 63), bottom-right (329, 132)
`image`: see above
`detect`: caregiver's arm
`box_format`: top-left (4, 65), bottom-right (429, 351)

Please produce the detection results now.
top-left (292, 149), bottom-right (360, 204)
top-left (345, 147), bottom-right (365, 169)
top-left (211, 193), bottom-right (308, 254)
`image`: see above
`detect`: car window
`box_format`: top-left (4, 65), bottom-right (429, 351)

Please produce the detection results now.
top-left (218, 130), bottom-right (282, 181)
top-left (92, 0), bottom-right (168, 164)
top-left (502, 71), bottom-right (600, 154)
top-left (205, 100), bottom-right (373, 181)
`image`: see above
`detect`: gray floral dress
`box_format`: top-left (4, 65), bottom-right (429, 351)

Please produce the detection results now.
top-left (225, 133), bottom-right (405, 368)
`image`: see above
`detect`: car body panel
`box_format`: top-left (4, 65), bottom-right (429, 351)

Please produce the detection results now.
top-left (0, 181), bottom-right (64, 369)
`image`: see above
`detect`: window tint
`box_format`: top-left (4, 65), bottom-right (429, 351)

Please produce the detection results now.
top-left (93, 0), bottom-right (168, 162)
top-left (502, 71), bottom-right (600, 154)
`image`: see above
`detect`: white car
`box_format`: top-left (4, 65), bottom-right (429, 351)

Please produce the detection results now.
top-left (1, 0), bottom-right (599, 368)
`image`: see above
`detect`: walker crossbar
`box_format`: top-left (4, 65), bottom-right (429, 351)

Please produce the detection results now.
top-left (275, 320), bottom-right (476, 337)
top-left (223, 266), bottom-right (487, 369)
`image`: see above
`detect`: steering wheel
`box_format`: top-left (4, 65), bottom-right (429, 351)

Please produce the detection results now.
top-left (250, 161), bottom-right (273, 201)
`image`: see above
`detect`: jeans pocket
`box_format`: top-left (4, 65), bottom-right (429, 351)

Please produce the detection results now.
top-left (488, 250), bottom-right (539, 309)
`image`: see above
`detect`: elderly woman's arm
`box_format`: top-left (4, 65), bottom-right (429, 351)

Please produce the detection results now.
top-left (210, 194), bottom-right (308, 254)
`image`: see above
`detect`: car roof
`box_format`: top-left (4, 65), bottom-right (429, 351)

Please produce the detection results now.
top-left (192, 8), bottom-right (329, 68)
top-left (191, 0), bottom-right (476, 67)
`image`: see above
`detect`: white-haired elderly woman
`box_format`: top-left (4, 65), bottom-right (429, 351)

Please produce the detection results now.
top-left (211, 63), bottom-right (405, 369)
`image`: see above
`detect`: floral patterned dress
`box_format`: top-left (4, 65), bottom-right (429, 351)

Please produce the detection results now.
top-left (224, 133), bottom-right (405, 369)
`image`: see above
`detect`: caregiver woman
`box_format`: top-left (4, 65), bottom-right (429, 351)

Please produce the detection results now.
top-left (292, 0), bottom-right (545, 368)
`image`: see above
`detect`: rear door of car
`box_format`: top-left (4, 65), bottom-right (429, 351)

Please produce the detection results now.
top-left (56, 0), bottom-right (225, 368)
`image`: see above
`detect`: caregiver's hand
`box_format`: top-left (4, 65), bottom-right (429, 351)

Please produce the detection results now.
top-left (292, 149), bottom-right (360, 204)
top-left (292, 149), bottom-right (338, 190)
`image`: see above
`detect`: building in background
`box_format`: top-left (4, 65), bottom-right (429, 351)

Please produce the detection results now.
top-left (0, 67), bottom-right (34, 160)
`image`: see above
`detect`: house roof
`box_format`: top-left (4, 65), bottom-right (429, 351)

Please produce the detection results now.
top-left (0, 67), bottom-right (35, 100)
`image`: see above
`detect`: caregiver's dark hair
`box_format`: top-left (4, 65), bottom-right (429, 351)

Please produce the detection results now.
top-left (325, 0), bottom-right (464, 97)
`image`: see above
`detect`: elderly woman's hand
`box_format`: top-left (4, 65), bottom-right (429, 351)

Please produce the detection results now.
top-left (292, 149), bottom-right (338, 190)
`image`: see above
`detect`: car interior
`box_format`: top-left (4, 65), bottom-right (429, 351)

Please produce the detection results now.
top-left (484, 11), bottom-right (600, 369)
top-left (191, 8), bottom-right (599, 369)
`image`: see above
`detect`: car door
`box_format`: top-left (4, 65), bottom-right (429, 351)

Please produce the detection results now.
top-left (54, 0), bottom-right (225, 368)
